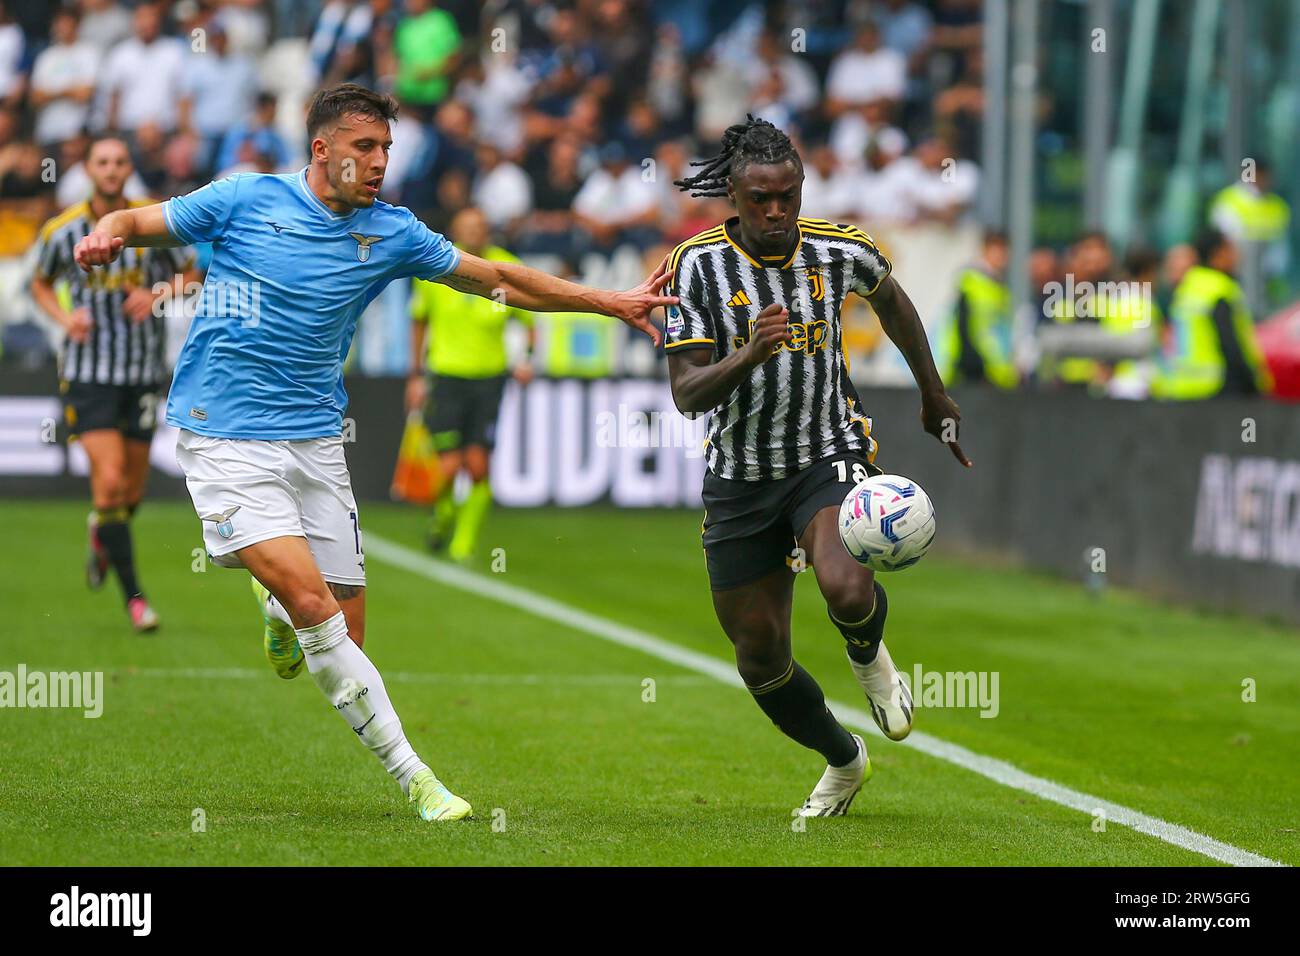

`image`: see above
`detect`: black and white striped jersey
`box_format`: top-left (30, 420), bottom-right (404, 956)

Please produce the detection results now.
top-left (35, 200), bottom-right (195, 387)
top-left (665, 216), bottom-right (892, 481)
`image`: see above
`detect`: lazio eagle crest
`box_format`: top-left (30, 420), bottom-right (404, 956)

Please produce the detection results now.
top-left (200, 506), bottom-right (241, 539)
top-left (349, 232), bottom-right (384, 262)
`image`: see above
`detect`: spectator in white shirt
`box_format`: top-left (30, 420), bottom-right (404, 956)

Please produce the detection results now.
top-left (830, 98), bottom-right (908, 170)
top-left (908, 138), bottom-right (979, 223)
top-left (800, 143), bottom-right (861, 222)
top-left (858, 138), bottom-right (979, 228)
top-left (470, 142), bottom-right (532, 231)
top-left (573, 141), bottom-right (661, 251)
top-left (76, 0), bottom-right (132, 53)
top-left (456, 54), bottom-right (531, 156)
top-left (30, 9), bottom-right (100, 148)
top-left (856, 149), bottom-right (919, 228)
top-left (100, 2), bottom-right (188, 134)
top-left (0, 2), bottom-right (23, 109)
top-left (825, 24), bottom-right (906, 114)
top-left (744, 30), bottom-right (820, 117)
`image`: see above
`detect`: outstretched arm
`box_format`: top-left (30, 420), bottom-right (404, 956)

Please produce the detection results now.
top-left (868, 275), bottom-right (972, 467)
top-left (74, 203), bottom-right (180, 271)
top-left (439, 251), bottom-right (677, 346)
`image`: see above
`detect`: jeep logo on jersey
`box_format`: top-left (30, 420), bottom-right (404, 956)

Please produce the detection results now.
top-left (349, 232), bottom-right (384, 262)
top-left (201, 506), bottom-right (241, 539)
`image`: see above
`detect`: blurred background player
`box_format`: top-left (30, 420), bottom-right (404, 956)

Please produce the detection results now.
top-left (941, 228), bottom-right (1016, 389)
top-left (666, 117), bottom-right (968, 816)
top-left (406, 205), bottom-right (535, 561)
top-left (29, 134), bottom-right (197, 633)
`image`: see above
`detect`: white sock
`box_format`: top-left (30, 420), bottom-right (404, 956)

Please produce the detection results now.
top-left (263, 589), bottom-right (293, 627)
top-left (295, 612), bottom-right (429, 793)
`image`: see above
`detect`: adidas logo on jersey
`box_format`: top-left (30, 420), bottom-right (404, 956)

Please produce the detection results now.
top-left (726, 290), bottom-right (752, 308)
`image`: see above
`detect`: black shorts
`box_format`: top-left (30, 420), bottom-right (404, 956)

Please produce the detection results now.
top-left (423, 374), bottom-right (508, 452)
top-left (701, 452), bottom-right (882, 591)
top-left (61, 381), bottom-right (161, 442)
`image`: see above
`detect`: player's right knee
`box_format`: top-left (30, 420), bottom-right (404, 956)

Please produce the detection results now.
top-left (280, 588), bottom-right (338, 629)
top-left (733, 631), bottom-right (790, 685)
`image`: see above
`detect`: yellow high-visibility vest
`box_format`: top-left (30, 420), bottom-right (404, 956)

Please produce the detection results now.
top-left (1210, 184), bottom-right (1291, 243)
top-left (411, 245), bottom-right (532, 378)
top-left (942, 267), bottom-right (1017, 389)
top-left (1151, 265), bottom-right (1272, 399)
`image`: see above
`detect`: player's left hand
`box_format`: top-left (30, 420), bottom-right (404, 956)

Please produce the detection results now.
top-left (122, 285), bottom-right (156, 324)
top-left (607, 254), bottom-right (678, 347)
top-left (921, 390), bottom-right (972, 468)
top-left (512, 362), bottom-right (535, 386)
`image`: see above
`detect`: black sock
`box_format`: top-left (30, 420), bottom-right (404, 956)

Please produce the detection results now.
top-left (96, 507), bottom-right (142, 602)
top-left (832, 581), bottom-right (888, 665)
top-left (747, 660), bottom-right (859, 766)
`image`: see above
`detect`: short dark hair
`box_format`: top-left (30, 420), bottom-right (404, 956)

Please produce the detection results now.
top-left (1194, 227), bottom-right (1229, 263)
top-left (306, 84), bottom-right (398, 140)
top-left (1124, 246), bottom-right (1159, 277)
top-left (87, 133), bottom-right (130, 157)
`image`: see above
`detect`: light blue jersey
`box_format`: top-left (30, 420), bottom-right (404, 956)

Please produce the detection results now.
top-left (163, 168), bottom-right (461, 439)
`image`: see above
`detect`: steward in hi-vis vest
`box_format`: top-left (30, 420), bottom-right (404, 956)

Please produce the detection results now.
top-left (942, 231), bottom-right (1016, 389)
top-left (1152, 229), bottom-right (1272, 400)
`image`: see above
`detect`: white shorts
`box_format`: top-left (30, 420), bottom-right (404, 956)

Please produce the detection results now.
top-left (175, 430), bottom-right (366, 586)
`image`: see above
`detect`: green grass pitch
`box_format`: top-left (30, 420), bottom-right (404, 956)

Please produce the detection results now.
top-left (2, 498), bottom-right (1297, 866)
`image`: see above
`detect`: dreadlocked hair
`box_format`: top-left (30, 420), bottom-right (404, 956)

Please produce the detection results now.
top-left (674, 115), bottom-right (802, 197)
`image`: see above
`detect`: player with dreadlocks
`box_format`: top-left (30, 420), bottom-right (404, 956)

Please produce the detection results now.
top-left (665, 116), bottom-right (971, 816)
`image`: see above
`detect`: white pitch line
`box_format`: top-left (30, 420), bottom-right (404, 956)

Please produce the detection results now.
top-left (120, 667), bottom-right (713, 687)
top-left (365, 532), bottom-right (1285, 868)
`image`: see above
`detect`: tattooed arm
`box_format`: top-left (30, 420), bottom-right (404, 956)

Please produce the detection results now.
top-left (868, 276), bottom-right (973, 468)
top-left (437, 250), bottom-right (677, 346)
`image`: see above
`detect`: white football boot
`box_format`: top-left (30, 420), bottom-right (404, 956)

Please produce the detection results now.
top-left (848, 642), bottom-right (914, 740)
top-left (798, 734), bottom-right (870, 817)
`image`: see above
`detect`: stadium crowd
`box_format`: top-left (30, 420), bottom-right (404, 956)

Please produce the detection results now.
top-left (0, 0), bottom-right (1290, 398)
top-left (0, 0), bottom-right (988, 370)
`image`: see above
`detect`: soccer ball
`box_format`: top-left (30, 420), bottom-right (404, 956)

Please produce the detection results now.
top-left (838, 474), bottom-right (936, 572)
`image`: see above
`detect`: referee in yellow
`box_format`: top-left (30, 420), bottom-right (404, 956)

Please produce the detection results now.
top-left (406, 206), bottom-right (535, 560)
